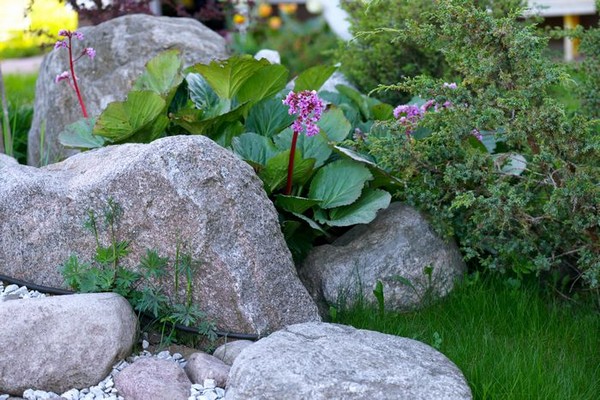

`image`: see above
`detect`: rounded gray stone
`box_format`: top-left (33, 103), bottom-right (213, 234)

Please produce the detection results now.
top-left (0, 293), bottom-right (137, 395)
top-left (225, 322), bottom-right (472, 400)
top-left (114, 358), bottom-right (191, 400)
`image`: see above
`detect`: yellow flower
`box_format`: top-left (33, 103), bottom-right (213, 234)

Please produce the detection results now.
top-left (257, 3), bottom-right (273, 18)
top-left (233, 13), bottom-right (246, 25)
top-left (278, 3), bottom-right (298, 14)
top-left (268, 16), bottom-right (282, 30)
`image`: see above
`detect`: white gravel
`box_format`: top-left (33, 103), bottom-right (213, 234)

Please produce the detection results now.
top-left (0, 281), bottom-right (226, 400)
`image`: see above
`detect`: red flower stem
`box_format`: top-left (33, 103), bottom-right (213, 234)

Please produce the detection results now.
top-left (285, 130), bottom-right (299, 195)
top-left (68, 36), bottom-right (88, 118)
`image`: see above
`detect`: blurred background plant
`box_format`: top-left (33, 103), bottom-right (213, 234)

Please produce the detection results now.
top-left (0, 0), bottom-right (77, 60)
top-left (226, 1), bottom-right (339, 76)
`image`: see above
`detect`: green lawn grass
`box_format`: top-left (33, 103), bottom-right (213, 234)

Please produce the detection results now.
top-left (335, 274), bottom-right (600, 400)
top-left (2, 73), bottom-right (37, 163)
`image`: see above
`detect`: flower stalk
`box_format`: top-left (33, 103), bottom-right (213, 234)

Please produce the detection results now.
top-left (54, 29), bottom-right (95, 118)
top-left (282, 90), bottom-right (324, 195)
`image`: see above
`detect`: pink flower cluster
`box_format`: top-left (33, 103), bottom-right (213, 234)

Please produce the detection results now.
top-left (282, 90), bottom-right (325, 137)
top-left (393, 100), bottom-right (452, 137)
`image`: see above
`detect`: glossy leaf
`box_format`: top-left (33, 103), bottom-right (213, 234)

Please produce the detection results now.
top-left (275, 195), bottom-right (321, 214)
top-left (133, 49), bottom-right (183, 97)
top-left (333, 146), bottom-right (402, 188)
top-left (317, 107), bottom-right (352, 142)
top-left (186, 73), bottom-right (230, 117)
top-left (308, 159), bottom-right (373, 209)
top-left (259, 150), bottom-right (315, 194)
top-left (294, 65), bottom-right (337, 92)
top-left (232, 132), bottom-right (279, 166)
top-left (190, 56), bottom-right (268, 100)
top-left (59, 117), bottom-right (106, 149)
top-left (94, 91), bottom-right (166, 142)
top-left (336, 84), bottom-right (370, 119)
top-left (237, 64), bottom-right (289, 104)
top-left (325, 189), bottom-right (391, 226)
top-left (246, 98), bottom-right (295, 137)
top-left (273, 127), bottom-right (331, 168)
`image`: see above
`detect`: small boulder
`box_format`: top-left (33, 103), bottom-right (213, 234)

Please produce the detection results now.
top-left (114, 358), bottom-right (191, 400)
top-left (225, 322), bottom-right (472, 400)
top-left (184, 352), bottom-right (230, 388)
top-left (212, 340), bottom-right (254, 366)
top-left (0, 293), bottom-right (136, 395)
top-left (298, 202), bottom-right (466, 315)
top-left (28, 14), bottom-right (228, 166)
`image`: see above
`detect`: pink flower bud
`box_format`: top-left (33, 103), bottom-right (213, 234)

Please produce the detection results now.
top-left (85, 48), bottom-right (96, 60)
top-left (55, 71), bottom-right (70, 84)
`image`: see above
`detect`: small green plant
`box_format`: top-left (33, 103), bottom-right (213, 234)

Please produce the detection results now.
top-left (373, 280), bottom-right (385, 317)
top-left (60, 198), bottom-right (217, 344)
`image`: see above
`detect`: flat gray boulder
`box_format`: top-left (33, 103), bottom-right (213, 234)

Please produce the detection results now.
top-left (298, 202), bottom-right (466, 315)
top-left (28, 14), bottom-right (228, 166)
top-left (225, 322), bottom-right (472, 399)
top-left (0, 293), bottom-right (136, 395)
top-left (0, 135), bottom-right (320, 334)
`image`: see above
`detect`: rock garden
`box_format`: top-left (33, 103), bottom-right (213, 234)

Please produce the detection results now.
top-left (0, 1), bottom-right (598, 399)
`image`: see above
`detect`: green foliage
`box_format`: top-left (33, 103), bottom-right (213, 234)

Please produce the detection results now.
top-left (577, 14), bottom-right (600, 118)
top-left (229, 13), bottom-right (339, 76)
top-left (61, 51), bottom-right (396, 262)
top-left (336, 0), bottom-right (527, 105)
top-left (336, 0), bottom-right (448, 105)
top-left (1, 73), bottom-right (36, 164)
top-left (59, 198), bottom-right (216, 343)
top-left (363, 0), bottom-right (600, 288)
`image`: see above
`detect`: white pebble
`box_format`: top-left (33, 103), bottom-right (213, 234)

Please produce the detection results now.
top-left (3, 284), bottom-right (19, 294)
top-left (173, 352), bottom-right (183, 360)
top-left (157, 350), bottom-right (171, 359)
top-left (215, 388), bottom-right (225, 397)
top-left (60, 388), bottom-right (79, 400)
top-left (0, 395), bottom-right (8, 400)
top-left (203, 379), bottom-right (216, 389)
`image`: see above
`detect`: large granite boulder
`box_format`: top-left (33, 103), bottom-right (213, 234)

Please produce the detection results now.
top-left (225, 322), bottom-right (472, 399)
top-left (0, 293), bottom-right (136, 395)
top-left (28, 14), bottom-right (228, 166)
top-left (298, 202), bottom-right (466, 315)
top-left (0, 135), bottom-right (320, 334)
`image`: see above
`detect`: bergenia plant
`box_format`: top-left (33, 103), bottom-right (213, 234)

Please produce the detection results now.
top-left (54, 29), bottom-right (95, 118)
top-left (282, 90), bottom-right (325, 194)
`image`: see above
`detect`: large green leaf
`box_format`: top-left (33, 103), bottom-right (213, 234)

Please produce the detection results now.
top-left (133, 50), bottom-right (184, 97)
top-left (232, 132), bottom-right (279, 166)
top-left (308, 159), bottom-right (373, 209)
top-left (335, 84), bottom-right (370, 120)
top-left (237, 64), bottom-right (289, 104)
top-left (294, 65), bottom-right (337, 92)
top-left (186, 73), bottom-right (230, 117)
top-left (189, 56), bottom-right (268, 100)
top-left (333, 145), bottom-right (402, 188)
top-left (317, 107), bottom-right (352, 142)
top-left (259, 150), bottom-right (315, 194)
top-left (275, 195), bottom-right (321, 214)
top-left (93, 91), bottom-right (167, 142)
top-left (325, 189), bottom-right (391, 227)
top-left (273, 127), bottom-right (331, 168)
top-left (171, 102), bottom-right (250, 139)
top-left (246, 98), bottom-right (295, 137)
top-left (58, 117), bottom-right (106, 149)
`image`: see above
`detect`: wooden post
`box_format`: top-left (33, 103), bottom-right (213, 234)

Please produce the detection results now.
top-left (564, 14), bottom-right (581, 62)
